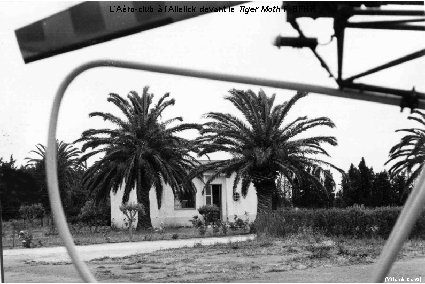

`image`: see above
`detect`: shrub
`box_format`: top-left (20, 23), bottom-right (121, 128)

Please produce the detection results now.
top-left (78, 199), bottom-right (110, 232)
top-left (189, 215), bottom-right (204, 228)
top-left (172, 233), bottom-right (179, 240)
top-left (120, 203), bottom-right (144, 242)
top-left (220, 220), bottom-right (228, 235)
top-left (197, 205), bottom-right (220, 225)
top-left (255, 207), bottom-right (425, 239)
top-left (198, 224), bottom-right (206, 235)
top-left (18, 230), bottom-right (33, 248)
top-left (19, 204), bottom-right (44, 225)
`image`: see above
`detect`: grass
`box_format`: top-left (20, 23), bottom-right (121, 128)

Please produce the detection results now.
top-left (1, 220), bottom-right (250, 249)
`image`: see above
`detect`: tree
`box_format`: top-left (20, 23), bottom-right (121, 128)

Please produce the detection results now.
top-left (358, 158), bottom-right (375, 206)
top-left (0, 156), bottom-right (41, 220)
top-left (340, 163), bottom-right (358, 206)
top-left (386, 110), bottom-right (425, 187)
top-left (371, 171), bottom-right (392, 207)
top-left (390, 172), bottom-right (412, 205)
top-left (120, 203), bottom-right (144, 241)
top-left (340, 158), bottom-right (375, 207)
top-left (292, 167), bottom-right (335, 208)
top-left (192, 89), bottom-right (340, 216)
top-left (76, 87), bottom-right (201, 229)
top-left (25, 141), bottom-right (86, 219)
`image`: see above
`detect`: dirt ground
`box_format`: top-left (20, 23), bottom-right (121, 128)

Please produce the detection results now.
top-left (4, 235), bottom-right (425, 283)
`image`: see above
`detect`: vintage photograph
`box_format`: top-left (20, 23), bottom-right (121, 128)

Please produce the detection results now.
top-left (0, 1), bottom-right (424, 282)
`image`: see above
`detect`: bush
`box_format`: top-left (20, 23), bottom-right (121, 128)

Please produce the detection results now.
top-left (18, 230), bottom-right (33, 248)
top-left (19, 204), bottom-right (45, 225)
top-left (197, 205), bottom-right (220, 225)
top-left (189, 215), bottom-right (204, 228)
top-left (78, 199), bottom-right (110, 232)
top-left (255, 207), bottom-right (425, 239)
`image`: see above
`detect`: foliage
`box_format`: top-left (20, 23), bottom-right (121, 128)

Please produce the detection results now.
top-left (190, 213), bottom-right (252, 236)
top-left (189, 215), bottom-right (204, 228)
top-left (338, 157), bottom-right (411, 207)
top-left (76, 87), bottom-right (201, 229)
top-left (255, 207), bottom-right (425, 239)
top-left (25, 140), bottom-right (86, 219)
top-left (191, 89), bottom-right (340, 215)
top-left (19, 203), bottom-right (44, 224)
top-left (189, 216), bottom-right (207, 235)
top-left (0, 156), bottom-right (42, 220)
top-left (197, 205), bottom-right (220, 225)
top-left (292, 168), bottom-right (336, 208)
top-left (18, 230), bottom-right (33, 248)
top-left (120, 202), bottom-right (144, 241)
top-left (386, 110), bottom-right (425, 186)
top-left (78, 199), bottom-right (111, 231)
top-left (228, 213), bottom-right (251, 232)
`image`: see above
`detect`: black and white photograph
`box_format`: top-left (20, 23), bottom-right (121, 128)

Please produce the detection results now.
top-left (0, 1), bottom-right (424, 282)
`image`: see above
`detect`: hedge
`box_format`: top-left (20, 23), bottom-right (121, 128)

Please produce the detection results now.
top-left (255, 207), bottom-right (425, 239)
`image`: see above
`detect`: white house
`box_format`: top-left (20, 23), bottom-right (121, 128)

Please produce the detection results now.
top-left (110, 162), bottom-right (258, 228)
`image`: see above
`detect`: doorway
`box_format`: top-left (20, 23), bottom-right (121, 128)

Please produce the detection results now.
top-left (206, 184), bottom-right (222, 219)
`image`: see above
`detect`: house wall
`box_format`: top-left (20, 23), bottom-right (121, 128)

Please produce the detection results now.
top-left (110, 173), bottom-right (258, 228)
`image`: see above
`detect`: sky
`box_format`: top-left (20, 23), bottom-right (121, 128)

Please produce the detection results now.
top-left (0, 1), bottom-right (424, 187)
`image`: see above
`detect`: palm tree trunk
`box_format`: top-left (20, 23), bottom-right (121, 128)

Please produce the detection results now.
top-left (137, 187), bottom-right (153, 230)
top-left (254, 179), bottom-right (276, 215)
top-left (135, 171), bottom-right (153, 230)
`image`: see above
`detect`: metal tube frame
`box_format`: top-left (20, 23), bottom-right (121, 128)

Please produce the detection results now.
top-left (46, 59), bottom-right (425, 282)
top-left (343, 49), bottom-right (425, 83)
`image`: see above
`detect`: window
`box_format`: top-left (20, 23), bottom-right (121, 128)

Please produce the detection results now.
top-left (205, 185), bottom-right (212, 205)
top-left (174, 191), bottom-right (196, 209)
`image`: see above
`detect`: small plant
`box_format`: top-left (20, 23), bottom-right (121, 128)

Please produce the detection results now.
top-left (18, 230), bottom-right (33, 248)
top-left (212, 223), bottom-right (220, 234)
top-left (336, 242), bottom-right (350, 256)
top-left (120, 202), bottom-right (145, 242)
top-left (198, 224), bottom-right (206, 235)
top-left (234, 215), bottom-right (245, 228)
top-left (172, 233), bottom-right (179, 240)
top-left (155, 222), bottom-right (165, 234)
top-left (249, 222), bottom-right (256, 234)
top-left (221, 220), bottom-right (229, 235)
top-left (190, 215), bottom-right (204, 228)
top-left (306, 243), bottom-right (332, 259)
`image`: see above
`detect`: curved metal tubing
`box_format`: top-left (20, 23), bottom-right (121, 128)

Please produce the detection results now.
top-left (373, 166), bottom-right (425, 282)
top-left (46, 59), bottom-right (425, 282)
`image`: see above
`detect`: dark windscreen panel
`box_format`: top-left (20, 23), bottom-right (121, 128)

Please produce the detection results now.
top-left (15, 1), bottom-right (246, 63)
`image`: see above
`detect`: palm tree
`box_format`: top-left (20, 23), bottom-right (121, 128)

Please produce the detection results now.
top-left (25, 140), bottom-right (86, 213)
top-left (76, 87), bottom-right (201, 229)
top-left (386, 110), bottom-right (425, 186)
top-left (192, 89), bottom-right (340, 215)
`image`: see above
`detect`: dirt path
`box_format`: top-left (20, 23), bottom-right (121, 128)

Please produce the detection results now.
top-left (4, 234), bottom-right (255, 262)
